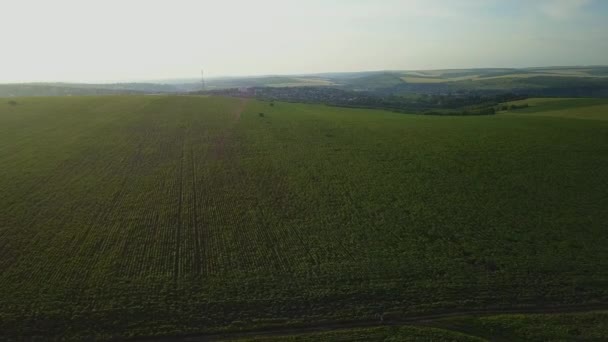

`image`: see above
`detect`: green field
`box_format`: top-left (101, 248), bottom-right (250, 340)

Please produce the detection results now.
top-left (433, 310), bottom-right (608, 341)
top-left (1, 96), bottom-right (608, 340)
top-left (503, 98), bottom-right (608, 121)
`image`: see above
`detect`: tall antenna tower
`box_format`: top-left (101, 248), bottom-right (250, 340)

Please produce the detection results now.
top-left (201, 69), bottom-right (206, 92)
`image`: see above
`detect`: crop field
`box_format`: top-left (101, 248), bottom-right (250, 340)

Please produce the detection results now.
top-left (504, 97), bottom-right (608, 121)
top-left (1, 96), bottom-right (608, 339)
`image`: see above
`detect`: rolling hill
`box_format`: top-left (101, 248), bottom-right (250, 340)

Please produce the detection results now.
top-left (3, 66), bottom-right (608, 98)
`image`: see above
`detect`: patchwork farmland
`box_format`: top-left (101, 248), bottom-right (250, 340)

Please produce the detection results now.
top-left (1, 96), bottom-right (607, 340)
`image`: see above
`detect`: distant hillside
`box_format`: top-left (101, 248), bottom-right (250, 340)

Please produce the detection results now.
top-left (341, 67), bottom-right (608, 97)
top-left (342, 67), bottom-right (608, 96)
top-left (205, 76), bottom-right (335, 89)
top-left (3, 66), bottom-right (608, 98)
top-left (203, 66), bottom-right (608, 97)
top-left (339, 73), bottom-right (404, 90)
top-left (0, 83), bottom-right (180, 97)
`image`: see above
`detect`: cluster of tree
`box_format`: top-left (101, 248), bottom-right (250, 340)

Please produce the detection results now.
top-left (498, 103), bottom-right (529, 111)
top-left (421, 107), bottom-right (497, 116)
top-left (394, 93), bottom-right (527, 113)
top-left (205, 87), bottom-right (526, 115)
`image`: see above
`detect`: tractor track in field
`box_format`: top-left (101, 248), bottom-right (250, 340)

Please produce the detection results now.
top-left (140, 303), bottom-right (608, 341)
top-left (233, 97), bottom-right (248, 121)
top-left (190, 146), bottom-right (203, 276)
top-left (212, 98), bottom-right (249, 160)
top-left (174, 137), bottom-right (185, 281)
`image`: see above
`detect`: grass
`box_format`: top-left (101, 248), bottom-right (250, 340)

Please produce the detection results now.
top-left (504, 98), bottom-right (608, 120)
top-left (435, 311), bottom-right (608, 341)
top-left (1, 96), bottom-right (607, 339)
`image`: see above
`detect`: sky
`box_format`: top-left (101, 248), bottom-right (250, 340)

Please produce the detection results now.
top-left (1, 0), bottom-right (607, 83)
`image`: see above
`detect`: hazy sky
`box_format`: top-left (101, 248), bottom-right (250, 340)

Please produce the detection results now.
top-left (1, 0), bottom-right (607, 83)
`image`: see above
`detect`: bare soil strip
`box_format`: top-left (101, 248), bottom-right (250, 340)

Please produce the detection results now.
top-left (233, 98), bottom-right (248, 121)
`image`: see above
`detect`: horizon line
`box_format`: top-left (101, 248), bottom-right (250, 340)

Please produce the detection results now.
top-left (2, 64), bottom-right (607, 85)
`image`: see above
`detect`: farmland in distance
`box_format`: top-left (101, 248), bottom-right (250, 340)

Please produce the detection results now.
top-left (0, 96), bottom-right (607, 339)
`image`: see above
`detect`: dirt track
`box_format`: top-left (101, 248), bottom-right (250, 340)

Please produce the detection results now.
top-left (141, 303), bottom-right (608, 341)
top-left (233, 98), bottom-right (248, 121)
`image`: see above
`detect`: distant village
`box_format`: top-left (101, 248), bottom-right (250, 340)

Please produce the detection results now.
top-left (206, 86), bottom-right (378, 107)
top-left (205, 86), bottom-right (525, 115)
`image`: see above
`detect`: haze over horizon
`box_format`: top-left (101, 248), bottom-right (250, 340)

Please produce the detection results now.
top-left (2, 0), bottom-right (607, 83)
